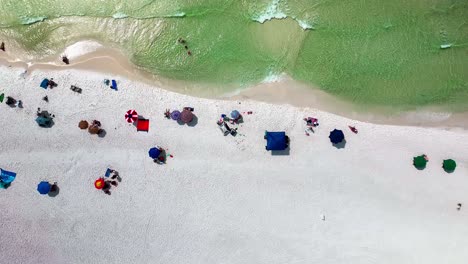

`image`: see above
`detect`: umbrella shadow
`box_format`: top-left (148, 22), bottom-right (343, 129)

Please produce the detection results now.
top-left (177, 115), bottom-right (198, 127)
top-left (333, 139), bottom-right (347, 149)
top-left (98, 129), bottom-right (107, 138)
top-left (48, 185), bottom-right (60, 197)
top-left (271, 147), bottom-right (290, 156)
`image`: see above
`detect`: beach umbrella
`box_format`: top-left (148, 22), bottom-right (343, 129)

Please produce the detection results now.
top-left (88, 125), bottom-right (100, 134)
top-left (180, 109), bottom-right (193, 123)
top-left (37, 181), bottom-right (51, 195)
top-left (413, 155), bottom-right (428, 170)
top-left (94, 178), bottom-right (105, 189)
top-left (329, 129), bottom-right (344, 144)
top-left (148, 147), bottom-right (161, 159)
top-left (443, 159), bottom-right (456, 172)
top-left (170, 110), bottom-right (181, 120)
top-left (231, 110), bottom-right (240, 119)
top-left (125, 109), bottom-right (138, 123)
top-left (78, 120), bottom-right (89, 129)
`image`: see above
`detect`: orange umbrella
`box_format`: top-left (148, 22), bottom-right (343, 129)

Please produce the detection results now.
top-left (94, 178), bottom-right (105, 189)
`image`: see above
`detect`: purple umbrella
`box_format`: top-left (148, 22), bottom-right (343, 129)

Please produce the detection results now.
top-left (170, 110), bottom-right (181, 120)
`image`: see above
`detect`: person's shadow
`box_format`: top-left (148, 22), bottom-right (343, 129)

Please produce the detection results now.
top-left (48, 184), bottom-right (60, 197)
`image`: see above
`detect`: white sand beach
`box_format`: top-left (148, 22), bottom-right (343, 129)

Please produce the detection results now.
top-left (1, 57), bottom-right (468, 264)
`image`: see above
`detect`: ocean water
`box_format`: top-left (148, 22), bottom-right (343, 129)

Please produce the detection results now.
top-left (0, 0), bottom-right (467, 108)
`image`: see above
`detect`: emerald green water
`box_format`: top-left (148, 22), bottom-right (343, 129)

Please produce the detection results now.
top-left (0, 0), bottom-right (467, 108)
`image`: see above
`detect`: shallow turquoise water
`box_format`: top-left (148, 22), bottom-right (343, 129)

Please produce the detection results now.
top-left (0, 0), bottom-right (467, 108)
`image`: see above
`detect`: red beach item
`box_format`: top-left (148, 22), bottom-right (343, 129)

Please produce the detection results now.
top-left (95, 178), bottom-right (105, 189)
top-left (125, 109), bottom-right (138, 123)
top-left (348, 126), bottom-right (358, 134)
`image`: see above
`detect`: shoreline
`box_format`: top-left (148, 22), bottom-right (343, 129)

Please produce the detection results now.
top-left (1, 41), bottom-right (467, 129)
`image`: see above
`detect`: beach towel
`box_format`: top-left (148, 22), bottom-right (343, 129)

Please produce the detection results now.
top-left (111, 80), bottom-right (117, 90)
top-left (0, 169), bottom-right (16, 185)
top-left (105, 168), bottom-right (112, 178)
top-left (0, 93), bottom-right (4, 103)
top-left (40, 79), bottom-right (49, 89)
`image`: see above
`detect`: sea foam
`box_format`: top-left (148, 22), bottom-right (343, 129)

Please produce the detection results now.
top-left (252, 0), bottom-right (312, 30)
top-left (20, 16), bottom-right (47, 25)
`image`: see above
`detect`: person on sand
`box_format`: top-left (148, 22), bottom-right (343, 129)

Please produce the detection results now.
top-left (164, 109), bottom-right (171, 118)
top-left (0, 42), bottom-right (4, 52)
top-left (62, 56), bottom-right (69, 65)
top-left (457, 203), bottom-right (462, 210)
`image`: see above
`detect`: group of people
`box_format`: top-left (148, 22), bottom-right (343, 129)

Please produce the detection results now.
top-left (98, 169), bottom-right (121, 195)
top-left (178, 38), bottom-right (192, 56)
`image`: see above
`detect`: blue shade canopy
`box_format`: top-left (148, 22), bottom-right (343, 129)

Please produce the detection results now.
top-left (148, 147), bottom-right (161, 159)
top-left (265, 131), bottom-right (286, 151)
top-left (329, 129), bottom-right (344, 144)
top-left (37, 181), bottom-right (51, 195)
top-left (0, 169), bottom-right (16, 184)
top-left (230, 110), bottom-right (240, 119)
top-left (111, 80), bottom-right (117, 90)
top-left (40, 79), bottom-right (49, 89)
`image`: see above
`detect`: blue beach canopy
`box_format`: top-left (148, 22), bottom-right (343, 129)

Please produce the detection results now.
top-left (111, 80), bottom-right (117, 90)
top-left (329, 129), bottom-right (345, 144)
top-left (230, 110), bottom-right (240, 119)
top-left (0, 169), bottom-right (17, 185)
top-left (40, 79), bottom-right (49, 89)
top-left (148, 147), bottom-right (161, 159)
top-left (37, 181), bottom-right (51, 195)
top-left (265, 131), bottom-right (287, 151)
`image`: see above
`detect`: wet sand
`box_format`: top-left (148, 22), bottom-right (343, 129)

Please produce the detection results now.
top-left (1, 44), bottom-right (467, 129)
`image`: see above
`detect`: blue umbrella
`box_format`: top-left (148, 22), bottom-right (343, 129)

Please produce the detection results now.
top-left (37, 181), bottom-right (51, 195)
top-left (329, 129), bottom-right (345, 144)
top-left (170, 110), bottom-right (181, 120)
top-left (230, 110), bottom-right (240, 119)
top-left (148, 147), bottom-right (161, 159)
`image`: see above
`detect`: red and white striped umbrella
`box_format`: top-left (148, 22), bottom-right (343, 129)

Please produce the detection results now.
top-left (125, 109), bottom-right (138, 123)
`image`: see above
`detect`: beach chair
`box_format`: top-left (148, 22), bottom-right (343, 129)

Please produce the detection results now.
top-left (70, 85), bottom-right (82, 93)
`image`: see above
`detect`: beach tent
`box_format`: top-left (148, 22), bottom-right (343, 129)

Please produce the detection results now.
top-left (125, 110), bottom-right (138, 123)
top-left (37, 181), bottom-right (51, 195)
top-left (40, 79), bottom-right (49, 89)
top-left (329, 129), bottom-right (345, 144)
top-left (265, 131), bottom-right (287, 151)
top-left (137, 118), bottom-right (149, 132)
top-left (231, 110), bottom-right (240, 120)
top-left (180, 109), bottom-right (193, 123)
top-left (171, 110), bottom-right (181, 120)
top-left (0, 168), bottom-right (16, 188)
top-left (148, 147), bottom-right (161, 159)
top-left (443, 159), bottom-right (456, 172)
top-left (413, 155), bottom-right (428, 170)
top-left (111, 80), bottom-right (117, 90)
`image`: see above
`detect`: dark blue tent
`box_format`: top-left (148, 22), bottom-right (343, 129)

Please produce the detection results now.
top-left (329, 129), bottom-right (345, 144)
top-left (0, 169), bottom-right (16, 188)
top-left (265, 131), bottom-right (287, 151)
top-left (148, 147), bottom-right (161, 159)
top-left (37, 181), bottom-right (51, 195)
top-left (111, 80), bottom-right (117, 90)
top-left (40, 79), bottom-right (49, 89)
top-left (36, 116), bottom-right (53, 127)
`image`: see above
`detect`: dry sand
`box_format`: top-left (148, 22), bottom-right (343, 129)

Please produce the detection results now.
top-left (0, 43), bottom-right (468, 263)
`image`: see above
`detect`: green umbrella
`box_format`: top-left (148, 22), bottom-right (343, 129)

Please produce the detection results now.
top-left (413, 155), bottom-right (427, 170)
top-left (0, 93), bottom-right (4, 103)
top-left (443, 159), bottom-right (456, 173)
